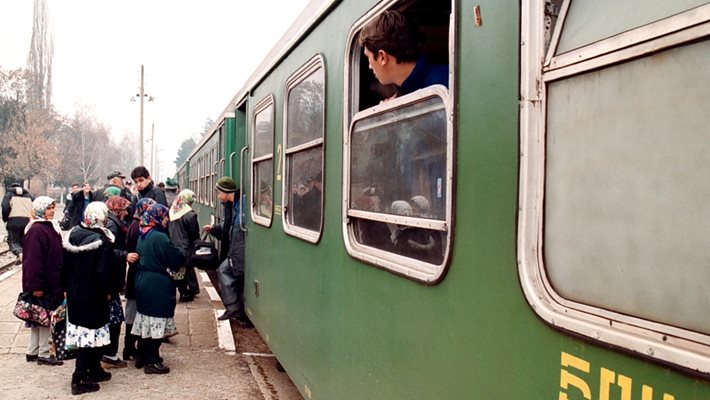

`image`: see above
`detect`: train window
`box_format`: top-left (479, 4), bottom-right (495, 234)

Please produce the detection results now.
top-left (520, 1), bottom-right (710, 375)
top-left (251, 95), bottom-right (274, 227)
top-left (345, 86), bottom-right (451, 283)
top-left (347, 1), bottom-right (451, 115)
top-left (343, 2), bottom-right (454, 283)
top-left (282, 55), bottom-right (325, 242)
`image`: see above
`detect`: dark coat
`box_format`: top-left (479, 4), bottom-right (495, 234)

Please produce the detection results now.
top-left (61, 226), bottom-right (113, 329)
top-left (135, 181), bottom-right (168, 207)
top-left (106, 213), bottom-right (128, 297)
top-left (135, 229), bottom-right (185, 318)
top-left (124, 219), bottom-right (141, 299)
top-left (66, 190), bottom-right (95, 228)
top-left (21, 221), bottom-right (64, 306)
top-left (209, 199), bottom-right (245, 274)
top-left (168, 210), bottom-right (200, 262)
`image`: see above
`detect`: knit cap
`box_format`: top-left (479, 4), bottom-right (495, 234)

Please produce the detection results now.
top-left (216, 176), bottom-right (237, 193)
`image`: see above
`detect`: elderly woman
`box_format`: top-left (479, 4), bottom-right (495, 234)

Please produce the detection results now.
top-left (123, 197), bottom-right (156, 362)
top-left (101, 195), bottom-right (139, 368)
top-left (168, 189), bottom-right (200, 302)
top-left (62, 202), bottom-right (115, 395)
top-left (132, 203), bottom-right (185, 374)
top-left (22, 196), bottom-right (64, 366)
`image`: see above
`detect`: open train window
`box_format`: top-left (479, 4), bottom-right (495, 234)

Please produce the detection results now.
top-left (282, 55), bottom-right (325, 243)
top-left (250, 95), bottom-right (274, 227)
top-left (343, 1), bottom-right (455, 284)
top-left (520, 1), bottom-right (710, 376)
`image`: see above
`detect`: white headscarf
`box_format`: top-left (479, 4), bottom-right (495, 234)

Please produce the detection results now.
top-left (80, 201), bottom-right (115, 242)
top-left (24, 196), bottom-right (61, 235)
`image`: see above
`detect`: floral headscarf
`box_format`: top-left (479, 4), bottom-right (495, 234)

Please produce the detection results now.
top-left (139, 203), bottom-right (169, 238)
top-left (105, 195), bottom-right (131, 221)
top-left (31, 196), bottom-right (56, 220)
top-left (169, 189), bottom-right (195, 221)
top-left (81, 201), bottom-right (115, 242)
top-left (24, 196), bottom-right (61, 235)
top-left (133, 198), bottom-right (156, 220)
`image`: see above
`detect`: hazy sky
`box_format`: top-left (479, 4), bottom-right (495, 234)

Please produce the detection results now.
top-left (0, 0), bottom-right (311, 180)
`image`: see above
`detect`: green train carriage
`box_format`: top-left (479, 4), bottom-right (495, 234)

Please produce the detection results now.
top-left (183, 0), bottom-right (710, 398)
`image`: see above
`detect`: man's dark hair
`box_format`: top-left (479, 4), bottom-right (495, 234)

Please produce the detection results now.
top-left (130, 166), bottom-right (151, 180)
top-left (358, 10), bottom-right (419, 63)
top-left (71, 183), bottom-right (80, 188)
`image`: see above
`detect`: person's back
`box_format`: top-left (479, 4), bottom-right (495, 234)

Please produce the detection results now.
top-left (2, 184), bottom-right (34, 256)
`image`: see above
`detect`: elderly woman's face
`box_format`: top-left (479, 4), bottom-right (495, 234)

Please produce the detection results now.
top-left (45, 203), bottom-right (56, 220)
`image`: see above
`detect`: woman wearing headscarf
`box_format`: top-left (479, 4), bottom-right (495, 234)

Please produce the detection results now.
top-left (132, 203), bottom-right (185, 374)
top-left (101, 195), bottom-right (139, 368)
top-left (123, 197), bottom-right (156, 361)
top-left (168, 189), bottom-right (200, 302)
top-left (61, 202), bottom-right (115, 395)
top-left (22, 196), bottom-right (64, 366)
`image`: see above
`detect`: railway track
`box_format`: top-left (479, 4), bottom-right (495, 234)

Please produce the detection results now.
top-left (0, 248), bottom-right (18, 272)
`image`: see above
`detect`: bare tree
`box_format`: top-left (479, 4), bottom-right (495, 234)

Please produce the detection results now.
top-left (26, 0), bottom-right (53, 111)
top-left (0, 69), bottom-right (30, 184)
top-left (6, 107), bottom-right (60, 187)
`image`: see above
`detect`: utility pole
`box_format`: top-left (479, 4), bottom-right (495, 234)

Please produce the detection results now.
top-left (139, 65), bottom-right (145, 165)
top-left (132, 65), bottom-right (153, 166)
top-left (150, 123), bottom-right (155, 174)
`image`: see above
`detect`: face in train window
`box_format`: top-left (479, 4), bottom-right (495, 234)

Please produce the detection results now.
top-left (251, 97), bottom-right (274, 225)
top-left (283, 56), bottom-right (325, 241)
top-left (346, 90), bottom-right (450, 278)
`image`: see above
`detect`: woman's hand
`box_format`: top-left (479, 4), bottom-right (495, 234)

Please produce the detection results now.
top-left (202, 225), bottom-right (212, 233)
top-left (32, 290), bottom-right (43, 297)
top-left (126, 252), bottom-right (139, 263)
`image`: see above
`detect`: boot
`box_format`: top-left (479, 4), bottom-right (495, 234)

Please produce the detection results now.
top-left (71, 372), bottom-right (100, 395)
top-left (123, 325), bottom-right (138, 360)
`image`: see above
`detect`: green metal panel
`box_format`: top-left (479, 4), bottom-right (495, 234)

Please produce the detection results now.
top-left (189, 1), bottom-right (710, 399)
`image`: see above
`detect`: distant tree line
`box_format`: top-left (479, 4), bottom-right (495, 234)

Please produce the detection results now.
top-left (174, 117), bottom-right (214, 169)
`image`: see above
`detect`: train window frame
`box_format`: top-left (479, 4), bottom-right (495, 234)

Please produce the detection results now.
top-left (250, 95), bottom-right (275, 228)
top-left (342, 1), bottom-right (455, 284)
top-left (282, 54), bottom-right (326, 243)
top-left (519, 0), bottom-right (710, 375)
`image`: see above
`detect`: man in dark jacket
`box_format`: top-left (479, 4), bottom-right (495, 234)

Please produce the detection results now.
top-left (65, 182), bottom-right (94, 228)
top-left (203, 177), bottom-right (248, 323)
top-left (130, 166), bottom-right (168, 207)
top-left (2, 183), bottom-right (34, 256)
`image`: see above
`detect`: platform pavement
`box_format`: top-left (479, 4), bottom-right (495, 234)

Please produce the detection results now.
top-left (0, 264), bottom-right (235, 356)
top-left (0, 264), bottom-right (269, 399)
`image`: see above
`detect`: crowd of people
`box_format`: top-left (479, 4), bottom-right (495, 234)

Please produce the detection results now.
top-left (4, 166), bottom-right (248, 396)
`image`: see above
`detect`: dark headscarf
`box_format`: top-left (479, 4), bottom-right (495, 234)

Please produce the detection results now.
top-left (139, 203), bottom-right (168, 238)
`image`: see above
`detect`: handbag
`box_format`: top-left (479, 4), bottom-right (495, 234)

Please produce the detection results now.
top-left (49, 301), bottom-right (77, 360)
top-left (13, 292), bottom-right (56, 327)
top-left (192, 232), bottom-right (219, 271)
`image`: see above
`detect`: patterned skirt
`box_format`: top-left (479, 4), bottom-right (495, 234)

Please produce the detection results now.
top-left (131, 312), bottom-right (178, 339)
top-left (65, 320), bottom-right (111, 349)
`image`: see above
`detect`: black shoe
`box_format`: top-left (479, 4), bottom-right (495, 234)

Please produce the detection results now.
top-left (217, 309), bottom-right (241, 321)
top-left (144, 362), bottom-right (170, 374)
top-left (101, 355), bottom-right (127, 368)
top-left (134, 357), bottom-right (145, 369)
top-left (25, 354), bottom-right (38, 362)
top-left (71, 379), bottom-right (100, 395)
top-left (89, 369), bottom-right (112, 382)
top-left (37, 356), bottom-right (63, 366)
top-left (179, 294), bottom-right (194, 302)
